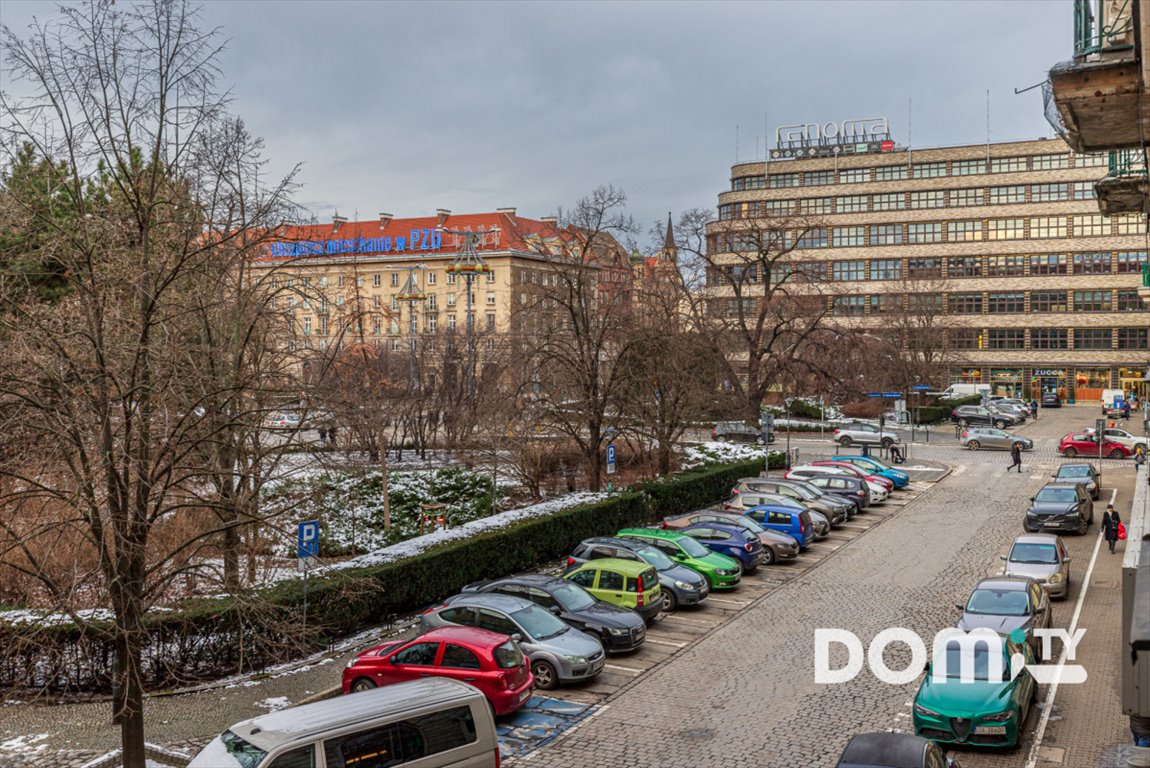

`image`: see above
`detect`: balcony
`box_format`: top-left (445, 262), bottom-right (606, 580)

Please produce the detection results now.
top-left (1046, 0), bottom-right (1149, 152)
top-left (1095, 148), bottom-right (1150, 213)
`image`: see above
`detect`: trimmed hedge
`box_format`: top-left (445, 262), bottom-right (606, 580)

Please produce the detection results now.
top-left (1, 456), bottom-right (771, 692)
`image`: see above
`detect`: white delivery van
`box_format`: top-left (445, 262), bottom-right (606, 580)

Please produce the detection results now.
top-left (189, 678), bottom-right (499, 768)
top-left (937, 383), bottom-right (991, 400)
top-left (1101, 388), bottom-right (1126, 410)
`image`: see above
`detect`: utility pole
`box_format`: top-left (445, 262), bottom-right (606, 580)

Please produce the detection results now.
top-left (441, 226), bottom-right (498, 408)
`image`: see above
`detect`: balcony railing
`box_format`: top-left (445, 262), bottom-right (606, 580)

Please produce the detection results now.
top-left (1108, 148), bottom-right (1149, 178)
top-left (1075, 0), bottom-right (1135, 57)
top-left (1142, 262), bottom-right (1150, 288)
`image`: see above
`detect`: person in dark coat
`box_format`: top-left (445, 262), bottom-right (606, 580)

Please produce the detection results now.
top-left (1101, 505), bottom-right (1122, 554)
top-left (1008, 441), bottom-right (1023, 473)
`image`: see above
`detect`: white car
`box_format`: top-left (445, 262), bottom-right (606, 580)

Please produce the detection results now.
top-left (831, 423), bottom-right (901, 448)
top-left (1084, 427), bottom-right (1148, 455)
top-left (786, 465), bottom-right (890, 504)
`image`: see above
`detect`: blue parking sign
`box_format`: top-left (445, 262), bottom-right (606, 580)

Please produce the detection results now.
top-left (297, 520), bottom-right (320, 559)
top-left (606, 444), bottom-right (617, 475)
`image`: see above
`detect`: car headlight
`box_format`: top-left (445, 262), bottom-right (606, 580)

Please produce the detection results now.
top-left (716, 569), bottom-right (738, 576)
top-left (983, 709), bottom-right (1015, 722)
top-left (564, 655), bottom-right (587, 664)
top-left (1048, 573), bottom-right (1064, 584)
top-left (607, 626), bottom-right (629, 636)
top-left (913, 702), bottom-right (941, 717)
top-left (346, 657), bottom-right (359, 669)
top-left (674, 580), bottom-right (696, 590)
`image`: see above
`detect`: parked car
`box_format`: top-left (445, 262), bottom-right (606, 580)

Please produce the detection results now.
top-left (727, 485), bottom-right (845, 526)
top-left (739, 505), bottom-right (815, 549)
top-left (988, 401), bottom-right (1027, 421)
top-left (617, 527), bottom-right (743, 590)
top-left (263, 410), bottom-right (303, 431)
top-left (955, 576), bottom-right (1051, 658)
top-left (810, 460), bottom-right (895, 492)
top-left (1040, 391), bottom-right (1062, 408)
top-left (1025, 483), bottom-right (1094, 535)
top-left (563, 558), bottom-right (662, 624)
top-left (341, 626), bottom-right (533, 715)
top-left (731, 476), bottom-right (856, 520)
top-left (835, 731), bottom-right (962, 768)
top-left (960, 427), bottom-right (1033, 452)
top-left (724, 491), bottom-right (831, 530)
top-left (420, 593), bottom-right (605, 690)
top-left (789, 472), bottom-right (872, 510)
top-left (1051, 462), bottom-right (1102, 499)
top-left (829, 455), bottom-right (910, 489)
top-left (662, 511), bottom-right (800, 565)
top-left (1000, 533), bottom-right (1072, 600)
top-left (913, 633), bottom-right (1038, 748)
top-left (712, 421), bottom-right (772, 443)
top-left (566, 536), bottom-right (710, 612)
top-left (787, 465), bottom-right (889, 504)
top-left (462, 574), bottom-right (646, 653)
top-left (676, 522), bottom-right (765, 572)
top-left (1084, 426), bottom-right (1148, 455)
top-left (832, 422), bottom-right (901, 448)
top-left (1059, 432), bottom-right (1131, 459)
top-left (949, 405), bottom-right (1018, 429)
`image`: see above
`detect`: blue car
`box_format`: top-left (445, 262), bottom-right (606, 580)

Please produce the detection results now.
top-left (740, 505), bottom-right (815, 550)
top-left (831, 455), bottom-right (910, 489)
top-left (677, 522), bottom-right (765, 572)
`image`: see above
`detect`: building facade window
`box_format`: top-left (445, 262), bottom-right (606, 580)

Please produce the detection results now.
top-left (949, 328), bottom-right (981, 350)
top-left (989, 186), bottom-right (1026, 205)
top-left (907, 222), bottom-right (943, 244)
top-left (832, 260), bottom-right (867, 281)
top-left (912, 161), bottom-right (947, 178)
top-left (1073, 290), bottom-right (1112, 312)
top-left (732, 176), bottom-right (767, 191)
top-left (872, 192), bottom-right (906, 211)
top-left (832, 226), bottom-right (866, 247)
top-left (986, 292), bottom-right (1025, 313)
top-left (803, 170), bottom-right (834, 186)
top-left (990, 157), bottom-right (1027, 173)
top-left (1030, 253), bottom-right (1068, 275)
top-left (1073, 328), bottom-right (1112, 350)
top-left (1031, 328), bottom-right (1068, 349)
top-left (948, 220), bottom-right (983, 241)
top-left (837, 195), bottom-right (868, 213)
top-left (1118, 289), bottom-right (1146, 312)
top-left (1071, 181), bottom-right (1096, 200)
top-left (988, 329), bottom-right (1026, 349)
top-left (909, 190), bottom-right (945, 209)
top-left (372, 273), bottom-right (382, 287)
top-left (1075, 152), bottom-right (1109, 168)
top-left (950, 188), bottom-right (984, 207)
top-left (427, 272), bottom-right (437, 285)
top-left (869, 293), bottom-right (902, 313)
top-left (870, 224), bottom-right (903, 246)
top-left (1117, 250), bottom-right (1149, 273)
top-left (1030, 290), bottom-right (1067, 313)
top-left (390, 272), bottom-right (399, 287)
top-left (797, 197), bottom-right (833, 214)
top-left (948, 292), bottom-right (984, 314)
top-left (1031, 183), bottom-right (1069, 202)
top-left (833, 295), bottom-right (867, 316)
top-left (1033, 153), bottom-right (1070, 170)
top-left (907, 258), bottom-right (943, 278)
top-left (875, 165), bottom-right (909, 182)
top-left (1118, 328), bottom-right (1149, 349)
top-left (1114, 213), bottom-right (1147, 234)
top-left (769, 173), bottom-right (800, 188)
top-left (839, 168), bottom-right (870, 184)
top-left (987, 255), bottom-right (1027, 276)
top-left (1030, 216), bottom-right (1067, 239)
top-left (953, 159), bottom-right (988, 175)
top-left (795, 228), bottom-right (830, 249)
top-left (908, 293), bottom-right (943, 313)
top-left (988, 218), bottom-right (1025, 240)
top-left (1072, 252), bottom-right (1111, 274)
top-left (1074, 214), bottom-right (1109, 237)
top-left (947, 256), bottom-right (982, 277)
top-left (870, 258), bottom-right (901, 280)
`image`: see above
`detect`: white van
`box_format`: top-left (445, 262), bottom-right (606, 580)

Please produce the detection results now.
top-left (937, 383), bottom-right (991, 400)
top-left (189, 678), bottom-right (499, 768)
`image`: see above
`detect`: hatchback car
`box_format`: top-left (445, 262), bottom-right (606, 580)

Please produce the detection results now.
top-left (960, 427), bottom-right (1033, 452)
top-left (341, 626), bottom-right (534, 715)
top-left (913, 634), bottom-right (1037, 749)
top-left (677, 522), bottom-right (765, 572)
top-left (617, 528), bottom-right (743, 590)
top-left (829, 455), bottom-right (910, 489)
top-left (792, 473), bottom-right (872, 510)
top-left (788, 465), bottom-right (888, 504)
top-left (1051, 462), bottom-right (1102, 499)
top-left (836, 731), bottom-right (962, 768)
top-left (724, 491), bottom-right (831, 534)
top-left (712, 421), bottom-right (771, 443)
top-left (740, 505), bottom-right (815, 549)
top-left (949, 405), bottom-right (1017, 429)
top-left (662, 512), bottom-right (800, 565)
top-left (1059, 433), bottom-right (1131, 459)
top-left (421, 593), bottom-right (605, 690)
top-left (811, 461), bottom-right (894, 491)
top-left (1000, 533), bottom-right (1071, 600)
top-left (956, 576), bottom-right (1051, 657)
top-left (566, 536), bottom-right (710, 612)
top-left (1040, 391), bottom-right (1062, 407)
top-left (1084, 426), bottom-right (1149, 455)
top-left (832, 422), bottom-right (901, 448)
top-left (263, 411), bottom-right (303, 431)
top-left (732, 477), bottom-right (856, 520)
top-left (563, 558), bottom-right (662, 623)
top-left (463, 574), bottom-right (646, 653)
top-left (1025, 483), bottom-right (1094, 534)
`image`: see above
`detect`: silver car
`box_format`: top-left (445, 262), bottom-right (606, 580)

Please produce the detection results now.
top-left (421, 593), bottom-right (605, 690)
top-left (961, 427), bottom-right (1034, 452)
top-left (832, 422), bottom-right (901, 448)
top-left (722, 492), bottom-right (828, 536)
top-left (1000, 533), bottom-right (1072, 600)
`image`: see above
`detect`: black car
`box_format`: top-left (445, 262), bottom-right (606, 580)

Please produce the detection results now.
top-left (1052, 462), bottom-right (1102, 500)
top-left (712, 421), bottom-right (773, 444)
top-left (1024, 483), bottom-right (1094, 535)
top-left (1041, 391), bottom-right (1062, 408)
top-left (836, 732), bottom-right (960, 768)
top-left (462, 574), bottom-right (646, 652)
top-left (736, 477), bottom-right (853, 523)
top-left (949, 405), bottom-right (1018, 429)
top-left (796, 473), bottom-right (871, 511)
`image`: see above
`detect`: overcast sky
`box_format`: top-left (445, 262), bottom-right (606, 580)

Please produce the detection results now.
top-left (2, 0), bottom-right (1070, 249)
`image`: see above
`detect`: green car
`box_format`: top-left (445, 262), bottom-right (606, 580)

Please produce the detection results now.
top-left (616, 528), bottom-right (742, 589)
top-left (912, 630), bottom-right (1038, 748)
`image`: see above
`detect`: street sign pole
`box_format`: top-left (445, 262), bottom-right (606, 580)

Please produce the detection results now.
top-left (297, 520), bottom-right (320, 643)
top-left (606, 444), bottom-right (617, 476)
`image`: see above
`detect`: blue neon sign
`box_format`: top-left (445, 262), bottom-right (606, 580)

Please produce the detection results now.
top-left (269, 228), bottom-right (443, 258)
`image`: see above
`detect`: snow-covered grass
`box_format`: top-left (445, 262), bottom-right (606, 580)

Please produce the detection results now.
top-left (681, 441), bottom-right (783, 469)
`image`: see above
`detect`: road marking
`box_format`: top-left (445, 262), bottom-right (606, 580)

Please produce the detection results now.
top-left (642, 637), bottom-right (686, 648)
top-left (602, 663), bottom-right (642, 675)
top-left (516, 704), bottom-right (609, 763)
top-left (658, 614), bottom-right (716, 627)
top-left (703, 597), bottom-right (749, 607)
top-left (1023, 487), bottom-right (1112, 768)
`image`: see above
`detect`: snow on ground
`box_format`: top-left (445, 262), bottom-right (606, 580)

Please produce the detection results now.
top-left (0, 607), bottom-right (115, 628)
top-left (681, 441), bottom-right (781, 468)
top-left (254, 696), bottom-right (291, 712)
top-left (0, 733), bottom-right (49, 753)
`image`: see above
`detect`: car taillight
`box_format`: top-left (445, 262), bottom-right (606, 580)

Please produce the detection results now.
top-left (421, 603), bottom-right (448, 614)
top-left (566, 557), bottom-right (576, 567)
top-left (744, 542), bottom-right (753, 552)
top-left (834, 429), bottom-right (841, 435)
top-left (636, 581), bottom-right (645, 607)
top-left (501, 671), bottom-right (516, 690)
top-left (961, 430), bottom-right (969, 438)
top-left (731, 489), bottom-right (740, 496)
top-left (857, 490), bottom-right (866, 497)
top-left (799, 520), bottom-right (805, 533)
top-left (494, 746), bottom-right (502, 768)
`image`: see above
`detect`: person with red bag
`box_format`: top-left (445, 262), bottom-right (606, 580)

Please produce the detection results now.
top-left (1101, 504), bottom-right (1122, 554)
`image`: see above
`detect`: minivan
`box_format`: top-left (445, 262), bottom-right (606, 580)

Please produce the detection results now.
top-left (563, 557), bottom-right (663, 623)
top-left (189, 678), bottom-right (500, 767)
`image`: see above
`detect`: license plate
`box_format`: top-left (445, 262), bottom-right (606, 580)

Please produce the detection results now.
top-left (592, 659), bottom-right (604, 674)
top-left (974, 725), bottom-right (1006, 735)
top-left (1044, 520), bottom-right (1061, 527)
top-left (518, 687), bottom-right (531, 702)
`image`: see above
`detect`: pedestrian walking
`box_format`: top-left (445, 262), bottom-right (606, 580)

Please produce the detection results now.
top-left (1132, 713), bottom-right (1150, 748)
top-left (1101, 504), bottom-right (1122, 554)
top-left (1124, 401), bottom-right (1132, 420)
top-left (1029, 399), bottom-right (1039, 419)
top-left (1008, 441), bottom-right (1023, 473)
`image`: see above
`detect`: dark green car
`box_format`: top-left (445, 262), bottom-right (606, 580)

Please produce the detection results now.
top-left (912, 631), bottom-right (1038, 748)
top-left (616, 528), bottom-right (742, 589)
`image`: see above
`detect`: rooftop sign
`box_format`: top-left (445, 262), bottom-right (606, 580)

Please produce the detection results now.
top-left (771, 117), bottom-right (899, 160)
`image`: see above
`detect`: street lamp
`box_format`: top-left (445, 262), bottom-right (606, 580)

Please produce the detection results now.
top-left (440, 226), bottom-right (498, 407)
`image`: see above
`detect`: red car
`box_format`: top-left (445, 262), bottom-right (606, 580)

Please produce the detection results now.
top-left (810, 461), bottom-right (895, 491)
top-left (342, 626), bottom-right (534, 715)
top-left (1058, 433), bottom-right (1132, 459)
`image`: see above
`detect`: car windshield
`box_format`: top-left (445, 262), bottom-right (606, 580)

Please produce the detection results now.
top-left (939, 643), bottom-right (1002, 681)
top-left (220, 731), bottom-right (268, 768)
top-left (1035, 487), bottom-right (1078, 503)
top-left (965, 588), bottom-right (1030, 616)
top-left (676, 536), bottom-right (710, 558)
top-left (635, 545), bottom-right (675, 570)
top-left (728, 516), bottom-right (766, 533)
top-left (549, 582), bottom-right (596, 611)
top-left (783, 484), bottom-right (818, 500)
top-left (511, 606), bottom-right (569, 640)
top-left (768, 496), bottom-right (804, 509)
top-left (1056, 466), bottom-right (1091, 479)
top-left (1009, 543), bottom-right (1059, 564)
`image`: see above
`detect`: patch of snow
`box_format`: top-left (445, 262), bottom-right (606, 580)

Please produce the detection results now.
top-left (254, 696), bottom-right (291, 711)
top-left (0, 733), bottom-right (49, 753)
top-left (681, 441), bottom-right (780, 468)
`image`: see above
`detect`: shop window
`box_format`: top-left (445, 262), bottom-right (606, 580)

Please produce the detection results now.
top-left (1076, 368), bottom-right (1111, 389)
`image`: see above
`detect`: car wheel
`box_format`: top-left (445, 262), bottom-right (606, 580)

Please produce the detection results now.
top-left (994, 420), bottom-right (1007, 429)
top-left (838, 436), bottom-right (852, 447)
top-left (1063, 447), bottom-right (1077, 458)
top-left (880, 437), bottom-right (894, 449)
top-left (350, 677), bottom-right (377, 693)
top-left (761, 547), bottom-right (775, 566)
top-left (967, 440), bottom-right (980, 450)
top-left (661, 588), bottom-right (678, 612)
top-left (1109, 449), bottom-right (1125, 459)
top-left (531, 660), bottom-right (559, 690)
top-left (756, 435), bottom-right (766, 445)
top-left (1079, 515), bottom-right (1088, 535)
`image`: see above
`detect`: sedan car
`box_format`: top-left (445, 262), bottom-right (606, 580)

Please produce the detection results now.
top-left (829, 455), bottom-right (910, 489)
top-left (1040, 391), bottom-right (1062, 408)
top-left (421, 593), bottom-right (605, 690)
top-left (1000, 533), bottom-right (1071, 600)
top-left (711, 421), bottom-right (771, 443)
top-left (677, 522), bottom-right (765, 572)
top-left (731, 476), bottom-right (856, 520)
top-left (1025, 483), bottom-right (1094, 535)
top-left (1052, 462), bottom-right (1102, 499)
top-left (662, 511), bottom-right (800, 565)
top-left (832, 422), bottom-right (901, 448)
top-left (836, 731), bottom-right (963, 768)
top-left (956, 576), bottom-right (1051, 657)
top-left (787, 465), bottom-right (889, 504)
top-left (913, 633), bottom-right (1037, 749)
top-left (567, 536), bottom-right (711, 611)
top-left (1084, 426), bottom-right (1148, 455)
top-left (1058, 433), bottom-right (1131, 460)
top-left (341, 626), bottom-right (533, 715)
top-left (950, 405), bottom-right (1018, 429)
top-left (263, 411), bottom-right (302, 431)
top-left (463, 574), bottom-right (646, 653)
top-left (960, 427), bottom-right (1033, 452)
top-left (791, 472), bottom-right (871, 510)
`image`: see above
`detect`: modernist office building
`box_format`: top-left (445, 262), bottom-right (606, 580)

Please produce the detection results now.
top-left (710, 135), bottom-right (1150, 402)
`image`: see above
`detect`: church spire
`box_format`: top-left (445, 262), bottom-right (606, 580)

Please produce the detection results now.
top-left (663, 211), bottom-right (675, 251)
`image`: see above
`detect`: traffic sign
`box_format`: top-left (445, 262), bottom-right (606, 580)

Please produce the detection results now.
top-left (297, 520), bottom-right (320, 560)
top-left (606, 444), bottom-right (617, 475)
top-left (866, 392), bottom-right (902, 399)
top-left (911, 384), bottom-right (932, 391)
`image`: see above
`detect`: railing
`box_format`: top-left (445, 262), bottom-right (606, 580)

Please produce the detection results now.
top-left (1142, 261), bottom-right (1150, 288)
top-left (1108, 148), bottom-right (1150, 178)
top-left (1075, 0), bottom-right (1135, 57)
